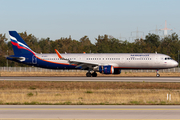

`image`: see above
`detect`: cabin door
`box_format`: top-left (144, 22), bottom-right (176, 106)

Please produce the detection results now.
top-left (32, 55), bottom-right (37, 64)
top-left (155, 54), bottom-right (160, 64)
top-left (120, 57), bottom-right (125, 63)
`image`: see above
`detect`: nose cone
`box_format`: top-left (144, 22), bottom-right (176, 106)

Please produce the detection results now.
top-left (172, 61), bottom-right (178, 67)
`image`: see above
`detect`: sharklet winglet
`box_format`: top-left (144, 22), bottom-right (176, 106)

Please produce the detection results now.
top-left (55, 49), bottom-right (62, 58)
top-left (55, 49), bottom-right (69, 61)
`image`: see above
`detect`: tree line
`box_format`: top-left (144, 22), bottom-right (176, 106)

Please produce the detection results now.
top-left (0, 32), bottom-right (180, 67)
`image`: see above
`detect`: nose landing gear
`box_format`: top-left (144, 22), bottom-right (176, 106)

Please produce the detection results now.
top-left (156, 69), bottom-right (160, 77)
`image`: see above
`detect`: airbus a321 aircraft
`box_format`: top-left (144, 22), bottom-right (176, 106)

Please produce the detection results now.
top-left (7, 31), bottom-right (178, 77)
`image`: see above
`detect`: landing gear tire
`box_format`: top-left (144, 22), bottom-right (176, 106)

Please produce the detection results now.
top-left (156, 69), bottom-right (160, 77)
top-left (86, 72), bottom-right (92, 77)
top-left (156, 74), bottom-right (160, 77)
top-left (92, 72), bottom-right (97, 77)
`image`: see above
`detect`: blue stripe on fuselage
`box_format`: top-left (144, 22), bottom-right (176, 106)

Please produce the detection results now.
top-left (36, 57), bottom-right (78, 69)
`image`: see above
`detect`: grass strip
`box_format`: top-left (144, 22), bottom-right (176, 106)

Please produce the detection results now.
top-left (0, 81), bottom-right (180, 89)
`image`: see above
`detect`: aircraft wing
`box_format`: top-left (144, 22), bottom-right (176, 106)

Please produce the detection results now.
top-left (55, 49), bottom-right (99, 70)
top-left (69, 60), bottom-right (99, 69)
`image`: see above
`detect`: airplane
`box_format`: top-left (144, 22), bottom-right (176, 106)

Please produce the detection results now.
top-left (6, 31), bottom-right (178, 77)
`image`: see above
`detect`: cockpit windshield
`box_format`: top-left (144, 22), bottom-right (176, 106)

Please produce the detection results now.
top-left (165, 57), bottom-right (172, 60)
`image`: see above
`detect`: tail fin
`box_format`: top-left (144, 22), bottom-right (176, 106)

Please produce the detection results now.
top-left (9, 31), bottom-right (35, 55)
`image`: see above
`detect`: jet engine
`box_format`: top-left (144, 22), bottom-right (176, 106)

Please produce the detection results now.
top-left (98, 65), bottom-right (121, 74)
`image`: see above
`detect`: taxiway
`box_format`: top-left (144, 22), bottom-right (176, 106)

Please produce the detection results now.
top-left (0, 77), bottom-right (179, 82)
top-left (0, 105), bottom-right (180, 119)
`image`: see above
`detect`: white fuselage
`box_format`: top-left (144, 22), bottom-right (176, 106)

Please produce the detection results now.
top-left (36, 53), bottom-right (178, 69)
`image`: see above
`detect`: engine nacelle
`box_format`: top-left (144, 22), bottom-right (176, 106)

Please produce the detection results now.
top-left (99, 65), bottom-right (121, 74)
top-left (99, 65), bottom-right (114, 74)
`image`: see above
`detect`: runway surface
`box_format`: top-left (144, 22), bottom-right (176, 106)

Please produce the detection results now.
top-left (0, 105), bottom-right (180, 119)
top-left (0, 76), bottom-right (180, 82)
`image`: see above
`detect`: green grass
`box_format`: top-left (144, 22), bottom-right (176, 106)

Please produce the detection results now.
top-left (27, 92), bottom-right (33, 97)
top-left (86, 90), bottom-right (93, 93)
top-left (130, 101), bottom-right (141, 105)
top-left (29, 86), bottom-right (36, 90)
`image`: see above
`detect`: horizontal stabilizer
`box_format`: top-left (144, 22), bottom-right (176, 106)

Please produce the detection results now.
top-left (6, 56), bottom-right (25, 62)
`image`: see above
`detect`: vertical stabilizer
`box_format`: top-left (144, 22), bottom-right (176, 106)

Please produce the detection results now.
top-left (9, 31), bottom-right (35, 55)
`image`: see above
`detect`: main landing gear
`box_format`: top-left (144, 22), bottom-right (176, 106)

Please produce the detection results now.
top-left (86, 72), bottom-right (91, 77)
top-left (92, 72), bottom-right (97, 77)
top-left (86, 71), bottom-right (97, 77)
top-left (156, 69), bottom-right (160, 77)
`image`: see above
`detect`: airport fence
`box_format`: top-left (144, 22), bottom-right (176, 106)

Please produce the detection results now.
top-left (0, 67), bottom-right (180, 73)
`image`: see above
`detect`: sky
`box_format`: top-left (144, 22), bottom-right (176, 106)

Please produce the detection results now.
top-left (0, 0), bottom-right (180, 43)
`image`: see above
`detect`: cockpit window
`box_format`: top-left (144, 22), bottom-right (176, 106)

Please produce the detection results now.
top-left (165, 57), bottom-right (172, 60)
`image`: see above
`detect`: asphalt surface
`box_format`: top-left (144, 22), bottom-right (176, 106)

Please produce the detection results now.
top-left (0, 105), bottom-right (180, 119)
top-left (0, 76), bottom-right (180, 82)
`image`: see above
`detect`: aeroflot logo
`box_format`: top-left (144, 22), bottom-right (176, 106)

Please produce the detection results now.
top-left (10, 35), bottom-right (32, 51)
top-left (131, 54), bottom-right (149, 56)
